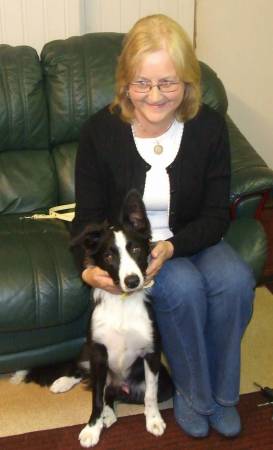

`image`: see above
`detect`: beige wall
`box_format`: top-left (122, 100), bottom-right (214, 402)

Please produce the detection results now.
top-left (84, 0), bottom-right (195, 39)
top-left (195, 0), bottom-right (273, 168)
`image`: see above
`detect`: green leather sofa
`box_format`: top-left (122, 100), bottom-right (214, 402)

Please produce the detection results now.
top-left (1, 33), bottom-right (273, 374)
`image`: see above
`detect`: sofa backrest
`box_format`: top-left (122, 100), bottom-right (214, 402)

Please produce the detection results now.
top-left (0, 44), bottom-right (57, 214)
top-left (41, 33), bottom-right (123, 146)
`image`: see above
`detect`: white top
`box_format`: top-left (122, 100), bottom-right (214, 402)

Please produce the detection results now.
top-left (133, 120), bottom-right (184, 241)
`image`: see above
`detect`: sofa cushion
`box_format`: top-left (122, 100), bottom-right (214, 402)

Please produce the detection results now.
top-left (0, 150), bottom-right (57, 214)
top-left (0, 217), bottom-right (89, 332)
top-left (41, 33), bottom-right (124, 146)
top-left (0, 45), bottom-right (49, 151)
top-left (52, 142), bottom-right (77, 204)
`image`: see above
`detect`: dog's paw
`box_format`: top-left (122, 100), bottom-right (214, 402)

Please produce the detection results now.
top-left (146, 412), bottom-right (166, 436)
top-left (102, 405), bottom-right (117, 428)
top-left (50, 376), bottom-right (81, 393)
top-left (10, 370), bottom-right (28, 384)
top-left (79, 422), bottom-right (103, 448)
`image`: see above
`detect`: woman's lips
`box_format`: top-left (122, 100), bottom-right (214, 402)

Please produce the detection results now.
top-left (146, 102), bottom-right (168, 108)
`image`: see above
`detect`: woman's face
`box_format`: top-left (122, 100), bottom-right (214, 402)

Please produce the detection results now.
top-left (128, 49), bottom-right (185, 130)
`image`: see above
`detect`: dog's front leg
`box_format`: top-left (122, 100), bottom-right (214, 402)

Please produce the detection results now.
top-left (79, 343), bottom-right (108, 448)
top-left (144, 355), bottom-right (166, 436)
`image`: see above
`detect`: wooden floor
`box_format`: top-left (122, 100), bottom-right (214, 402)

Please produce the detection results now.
top-left (2, 393), bottom-right (273, 450)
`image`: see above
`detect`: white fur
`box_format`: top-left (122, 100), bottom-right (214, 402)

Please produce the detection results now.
top-left (78, 404), bottom-right (116, 447)
top-left (10, 370), bottom-right (28, 384)
top-left (114, 231), bottom-right (144, 292)
top-left (50, 376), bottom-right (81, 393)
top-left (144, 360), bottom-right (166, 436)
top-left (93, 289), bottom-right (153, 379)
top-left (102, 405), bottom-right (117, 428)
top-left (79, 420), bottom-right (103, 448)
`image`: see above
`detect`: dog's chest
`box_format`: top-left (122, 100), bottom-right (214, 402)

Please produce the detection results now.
top-left (92, 290), bottom-right (154, 377)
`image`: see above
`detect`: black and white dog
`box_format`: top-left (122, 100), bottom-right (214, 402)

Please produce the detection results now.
top-left (11, 190), bottom-right (173, 447)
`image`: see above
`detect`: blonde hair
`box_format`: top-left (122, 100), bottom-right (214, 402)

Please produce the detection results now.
top-left (110, 14), bottom-right (201, 123)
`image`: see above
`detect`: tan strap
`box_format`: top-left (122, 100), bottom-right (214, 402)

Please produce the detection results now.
top-left (26, 203), bottom-right (75, 222)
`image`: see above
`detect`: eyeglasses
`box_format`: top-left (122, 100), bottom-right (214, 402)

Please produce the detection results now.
top-left (130, 80), bottom-right (181, 93)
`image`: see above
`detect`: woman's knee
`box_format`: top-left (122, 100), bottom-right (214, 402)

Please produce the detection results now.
top-left (231, 258), bottom-right (255, 294)
top-left (207, 249), bottom-right (255, 322)
top-left (218, 250), bottom-right (255, 305)
top-left (195, 241), bottom-right (256, 299)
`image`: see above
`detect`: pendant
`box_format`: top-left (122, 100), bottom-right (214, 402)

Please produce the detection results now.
top-left (154, 144), bottom-right (163, 155)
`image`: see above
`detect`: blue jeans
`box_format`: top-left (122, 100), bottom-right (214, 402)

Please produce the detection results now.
top-left (150, 240), bottom-right (255, 415)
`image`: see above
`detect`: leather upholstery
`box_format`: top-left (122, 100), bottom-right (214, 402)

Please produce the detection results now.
top-left (0, 45), bottom-right (48, 151)
top-left (41, 33), bottom-right (123, 146)
top-left (0, 150), bottom-right (57, 213)
top-left (0, 33), bottom-right (273, 373)
top-left (52, 143), bottom-right (77, 204)
top-left (0, 219), bottom-right (88, 331)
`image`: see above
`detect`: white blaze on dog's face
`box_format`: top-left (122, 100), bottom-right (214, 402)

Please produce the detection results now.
top-left (114, 230), bottom-right (145, 292)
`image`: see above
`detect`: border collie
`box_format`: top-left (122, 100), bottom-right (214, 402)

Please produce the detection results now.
top-left (11, 190), bottom-right (173, 448)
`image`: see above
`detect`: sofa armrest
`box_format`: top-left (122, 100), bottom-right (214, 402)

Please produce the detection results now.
top-left (227, 115), bottom-right (273, 218)
top-left (224, 218), bottom-right (267, 283)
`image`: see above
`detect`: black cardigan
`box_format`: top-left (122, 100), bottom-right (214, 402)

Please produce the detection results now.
top-left (71, 104), bottom-right (231, 267)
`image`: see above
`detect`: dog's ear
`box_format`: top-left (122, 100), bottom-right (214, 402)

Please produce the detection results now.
top-left (121, 189), bottom-right (151, 237)
top-left (70, 221), bottom-right (108, 254)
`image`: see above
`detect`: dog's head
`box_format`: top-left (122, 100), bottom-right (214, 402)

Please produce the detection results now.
top-left (72, 190), bottom-right (151, 293)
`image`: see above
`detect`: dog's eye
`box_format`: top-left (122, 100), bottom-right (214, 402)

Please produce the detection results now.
top-left (104, 252), bottom-right (113, 263)
top-left (131, 246), bottom-right (141, 256)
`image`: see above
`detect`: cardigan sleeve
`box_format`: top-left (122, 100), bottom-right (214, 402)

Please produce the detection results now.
top-left (168, 112), bottom-right (231, 257)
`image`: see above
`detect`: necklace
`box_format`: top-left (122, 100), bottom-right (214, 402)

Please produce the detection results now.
top-left (153, 120), bottom-right (176, 155)
top-left (153, 142), bottom-right (164, 155)
top-left (133, 120), bottom-right (183, 168)
top-left (132, 119), bottom-right (175, 155)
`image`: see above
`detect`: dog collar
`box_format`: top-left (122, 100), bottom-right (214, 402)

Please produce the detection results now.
top-left (120, 280), bottom-right (154, 300)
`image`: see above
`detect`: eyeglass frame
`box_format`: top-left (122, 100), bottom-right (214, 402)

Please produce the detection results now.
top-left (129, 80), bottom-right (182, 93)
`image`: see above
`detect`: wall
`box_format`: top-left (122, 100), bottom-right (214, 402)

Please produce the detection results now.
top-left (195, 0), bottom-right (273, 168)
top-left (83, 0), bottom-right (195, 39)
top-left (0, 0), bottom-right (195, 55)
top-left (0, 0), bottom-right (82, 54)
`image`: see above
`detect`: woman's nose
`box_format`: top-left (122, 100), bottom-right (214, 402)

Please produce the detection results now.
top-left (147, 85), bottom-right (163, 102)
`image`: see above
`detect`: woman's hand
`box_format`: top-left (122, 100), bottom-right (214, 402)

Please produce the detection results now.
top-left (146, 240), bottom-right (174, 281)
top-left (82, 266), bottom-right (122, 294)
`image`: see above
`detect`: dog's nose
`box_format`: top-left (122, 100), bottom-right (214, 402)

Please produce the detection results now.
top-left (124, 274), bottom-right (140, 289)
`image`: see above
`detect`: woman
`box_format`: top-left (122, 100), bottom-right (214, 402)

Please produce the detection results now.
top-left (72, 14), bottom-right (255, 438)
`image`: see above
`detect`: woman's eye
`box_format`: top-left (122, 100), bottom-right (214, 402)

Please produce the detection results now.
top-left (160, 81), bottom-right (171, 86)
top-left (136, 80), bottom-right (148, 86)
